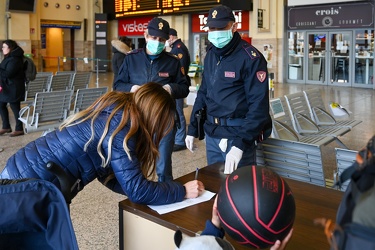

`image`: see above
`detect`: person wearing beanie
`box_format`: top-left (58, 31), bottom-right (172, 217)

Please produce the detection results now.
top-left (114, 17), bottom-right (189, 182)
top-left (167, 28), bottom-right (191, 152)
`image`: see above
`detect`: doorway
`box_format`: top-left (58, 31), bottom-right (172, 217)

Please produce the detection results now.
top-left (42, 27), bottom-right (76, 72)
top-left (306, 31), bottom-right (352, 87)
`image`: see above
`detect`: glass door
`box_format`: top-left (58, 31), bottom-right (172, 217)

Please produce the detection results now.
top-left (329, 31), bottom-right (352, 86)
top-left (287, 31), bottom-right (304, 81)
top-left (354, 29), bottom-right (374, 86)
top-left (306, 32), bottom-right (327, 84)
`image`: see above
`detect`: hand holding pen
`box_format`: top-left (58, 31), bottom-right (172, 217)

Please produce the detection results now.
top-left (183, 167), bottom-right (205, 199)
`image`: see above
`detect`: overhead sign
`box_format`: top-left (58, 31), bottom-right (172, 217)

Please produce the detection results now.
top-left (191, 11), bottom-right (249, 33)
top-left (118, 16), bottom-right (153, 36)
top-left (114, 0), bottom-right (252, 18)
top-left (41, 20), bottom-right (81, 29)
top-left (288, 2), bottom-right (374, 30)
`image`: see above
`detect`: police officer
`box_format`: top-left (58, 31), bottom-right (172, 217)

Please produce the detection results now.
top-left (185, 5), bottom-right (272, 174)
top-left (167, 28), bottom-right (191, 152)
top-left (114, 17), bottom-right (189, 182)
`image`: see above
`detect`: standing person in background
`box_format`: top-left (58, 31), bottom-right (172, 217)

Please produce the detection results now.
top-left (167, 28), bottom-right (191, 152)
top-left (0, 39), bottom-right (25, 137)
top-left (111, 36), bottom-right (132, 86)
top-left (185, 5), bottom-right (272, 174)
top-left (114, 17), bottom-right (189, 182)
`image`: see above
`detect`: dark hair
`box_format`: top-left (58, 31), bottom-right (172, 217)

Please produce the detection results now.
top-left (118, 36), bottom-right (132, 48)
top-left (2, 39), bottom-right (19, 56)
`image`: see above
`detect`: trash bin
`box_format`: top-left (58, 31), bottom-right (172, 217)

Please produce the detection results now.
top-left (289, 64), bottom-right (302, 80)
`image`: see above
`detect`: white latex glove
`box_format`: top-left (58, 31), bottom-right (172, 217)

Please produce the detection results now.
top-left (185, 135), bottom-right (196, 153)
top-left (163, 84), bottom-right (172, 94)
top-left (219, 138), bottom-right (228, 152)
top-left (130, 85), bottom-right (140, 92)
top-left (224, 146), bottom-right (243, 174)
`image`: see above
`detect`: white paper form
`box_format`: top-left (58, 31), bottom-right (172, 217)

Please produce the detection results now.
top-left (148, 190), bottom-right (216, 215)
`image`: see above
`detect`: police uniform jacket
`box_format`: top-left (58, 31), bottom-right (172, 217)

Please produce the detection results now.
top-left (113, 48), bottom-right (189, 99)
top-left (187, 32), bottom-right (271, 150)
top-left (0, 105), bottom-right (186, 205)
top-left (170, 39), bottom-right (191, 71)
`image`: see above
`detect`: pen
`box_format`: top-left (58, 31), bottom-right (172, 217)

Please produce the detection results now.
top-left (195, 168), bottom-right (199, 180)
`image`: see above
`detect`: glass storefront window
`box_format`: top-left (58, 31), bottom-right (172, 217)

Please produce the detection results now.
top-left (288, 32), bottom-right (304, 80)
top-left (307, 33), bottom-right (326, 82)
top-left (354, 30), bottom-right (374, 84)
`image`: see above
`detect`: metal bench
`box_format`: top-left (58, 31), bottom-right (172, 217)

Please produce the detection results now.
top-left (71, 72), bottom-right (92, 90)
top-left (72, 87), bottom-right (108, 114)
top-left (284, 92), bottom-right (350, 148)
top-left (49, 74), bottom-right (74, 91)
top-left (23, 75), bottom-right (52, 104)
top-left (303, 88), bottom-right (362, 129)
top-left (334, 148), bottom-right (357, 191)
top-left (19, 90), bottom-right (73, 134)
top-left (257, 137), bottom-right (327, 187)
top-left (270, 97), bottom-right (336, 146)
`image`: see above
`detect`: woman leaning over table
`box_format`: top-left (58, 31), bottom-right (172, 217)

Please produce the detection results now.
top-left (0, 82), bottom-right (204, 205)
top-left (0, 39), bottom-right (25, 137)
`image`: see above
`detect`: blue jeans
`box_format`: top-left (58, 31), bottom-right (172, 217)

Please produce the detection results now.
top-left (156, 127), bottom-right (176, 182)
top-left (174, 98), bottom-right (186, 146)
top-left (205, 134), bottom-right (256, 167)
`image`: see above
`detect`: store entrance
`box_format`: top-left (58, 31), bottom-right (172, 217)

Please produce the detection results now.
top-left (306, 31), bottom-right (352, 87)
top-left (130, 37), bottom-right (145, 50)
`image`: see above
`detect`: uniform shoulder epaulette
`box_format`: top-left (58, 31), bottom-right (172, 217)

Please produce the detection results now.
top-left (165, 52), bottom-right (179, 59)
top-left (242, 43), bottom-right (260, 60)
top-left (127, 48), bottom-right (143, 55)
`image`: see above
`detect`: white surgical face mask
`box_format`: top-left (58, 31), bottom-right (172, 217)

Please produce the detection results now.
top-left (165, 41), bottom-right (170, 47)
top-left (208, 26), bottom-right (234, 48)
top-left (146, 39), bottom-right (165, 55)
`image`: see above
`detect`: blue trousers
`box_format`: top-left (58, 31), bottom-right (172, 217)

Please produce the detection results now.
top-left (174, 98), bottom-right (186, 146)
top-left (205, 134), bottom-right (257, 167)
top-left (156, 126), bottom-right (176, 182)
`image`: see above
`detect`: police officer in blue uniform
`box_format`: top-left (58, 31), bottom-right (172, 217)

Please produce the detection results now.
top-left (185, 5), bottom-right (272, 174)
top-left (167, 28), bottom-right (191, 152)
top-left (114, 17), bottom-right (189, 182)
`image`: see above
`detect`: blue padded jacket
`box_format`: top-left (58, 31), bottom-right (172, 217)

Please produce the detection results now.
top-left (0, 106), bottom-right (186, 205)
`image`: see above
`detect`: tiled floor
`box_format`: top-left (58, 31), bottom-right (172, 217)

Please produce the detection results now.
top-left (0, 72), bottom-right (374, 249)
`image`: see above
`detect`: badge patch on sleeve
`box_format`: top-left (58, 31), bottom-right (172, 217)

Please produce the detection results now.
top-left (224, 71), bottom-right (235, 78)
top-left (256, 71), bottom-right (267, 82)
top-left (178, 53), bottom-right (183, 59)
top-left (159, 72), bottom-right (169, 77)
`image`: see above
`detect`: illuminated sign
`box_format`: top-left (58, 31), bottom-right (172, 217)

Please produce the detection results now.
top-left (114, 0), bottom-right (252, 18)
top-left (191, 11), bottom-right (249, 33)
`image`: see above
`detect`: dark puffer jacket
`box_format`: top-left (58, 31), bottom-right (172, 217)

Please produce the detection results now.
top-left (0, 46), bottom-right (25, 103)
top-left (111, 39), bottom-right (131, 80)
top-left (0, 106), bottom-right (186, 205)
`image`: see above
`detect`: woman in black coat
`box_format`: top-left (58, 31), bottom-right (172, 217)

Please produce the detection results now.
top-left (111, 36), bottom-right (132, 85)
top-left (0, 39), bottom-right (25, 137)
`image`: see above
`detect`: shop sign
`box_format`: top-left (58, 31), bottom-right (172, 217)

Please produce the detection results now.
top-left (118, 16), bottom-right (153, 36)
top-left (288, 2), bottom-right (374, 30)
top-left (192, 11), bottom-right (249, 33)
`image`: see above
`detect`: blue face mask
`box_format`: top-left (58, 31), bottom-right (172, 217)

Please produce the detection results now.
top-left (208, 29), bottom-right (233, 49)
top-left (146, 39), bottom-right (165, 55)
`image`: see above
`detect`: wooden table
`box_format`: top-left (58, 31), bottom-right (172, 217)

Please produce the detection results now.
top-left (119, 163), bottom-right (343, 250)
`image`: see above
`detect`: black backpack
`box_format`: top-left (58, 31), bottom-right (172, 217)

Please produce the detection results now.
top-left (331, 135), bottom-right (375, 250)
top-left (23, 56), bottom-right (37, 82)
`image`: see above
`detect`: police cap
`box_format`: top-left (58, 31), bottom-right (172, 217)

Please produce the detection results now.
top-left (169, 28), bottom-right (178, 36)
top-left (147, 17), bottom-right (170, 40)
top-left (204, 5), bottom-right (235, 29)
